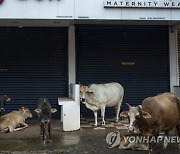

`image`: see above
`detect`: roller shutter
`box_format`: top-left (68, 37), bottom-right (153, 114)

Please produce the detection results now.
top-left (0, 27), bottom-right (68, 118)
top-left (76, 25), bottom-right (170, 117)
top-left (178, 29), bottom-right (180, 85)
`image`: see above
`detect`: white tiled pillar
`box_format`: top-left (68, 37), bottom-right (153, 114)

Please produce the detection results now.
top-left (169, 26), bottom-right (179, 93)
top-left (68, 25), bottom-right (76, 86)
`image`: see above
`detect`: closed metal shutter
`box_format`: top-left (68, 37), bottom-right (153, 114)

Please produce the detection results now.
top-left (178, 29), bottom-right (180, 85)
top-left (76, 25), bottom-right (169, 117)
top-left (0, 27), bottom-right (68, 118)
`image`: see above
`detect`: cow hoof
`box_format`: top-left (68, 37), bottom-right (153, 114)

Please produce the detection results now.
top-left (101, 125), bottom-right (106, 128)
top-left (41, 139), bottom-right (46, 144)
top-left (115, 119), bottom-right (119, 123)
top-left (48, 139), bottom-right (52, 143)
top-left (93, 125), bottom-right (97, 128)
top-left (163, 142), bottom-right (168, 149)
top-left (148, 148), bottom-right (153, 154)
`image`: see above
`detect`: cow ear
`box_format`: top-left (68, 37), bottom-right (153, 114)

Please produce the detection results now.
top-left (51, 108), bottom-right (57, 113)
top-left (120, 111), bottom-right (129, 118)
top-left (5, 95), bottom-right (11, 101)
top-left (34, 109), bottom-right (41, 113)
top-left (6, 97), bottom-right (11, 101)
top-left (142, 111), bottom-right (151, 119)
top-left (19, 107), bottom-right (25, 111)
top-left (87, 89), bottom-right (94, 93)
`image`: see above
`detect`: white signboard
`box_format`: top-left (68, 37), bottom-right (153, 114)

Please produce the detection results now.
top-left (1, 0), bottom-right (180, 20)
top-left (75, 0), bottom-right (180, 20)
top-left (104, 0), bottom-right (180, 8)
top-left (0, 0), bottom-right (74, 19)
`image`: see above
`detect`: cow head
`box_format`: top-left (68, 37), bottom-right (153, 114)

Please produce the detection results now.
top-left (0, 95), bottom-right (11, 112)
top-left (34, 107), bottom-right (57, 124)
top-left (19, 106), bottom-right (32, 119)
top-left (120, 103), bottom-right (151, 133)
top-left (80, 85), bottom-right (94, 103)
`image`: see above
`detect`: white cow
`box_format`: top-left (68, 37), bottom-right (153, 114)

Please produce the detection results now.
top-left (80, 82), bottom-right (124, 127)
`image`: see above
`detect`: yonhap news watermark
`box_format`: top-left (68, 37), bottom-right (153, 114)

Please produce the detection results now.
top-left (106, 131), bottom-right (180, 148)
top-left (123, 135), bottom-right (180, 144)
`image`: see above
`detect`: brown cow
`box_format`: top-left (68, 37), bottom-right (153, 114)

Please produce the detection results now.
top-left (120, 92), bottom-right (180, 151)
top-left (0, 107), bottom-right (32, 133)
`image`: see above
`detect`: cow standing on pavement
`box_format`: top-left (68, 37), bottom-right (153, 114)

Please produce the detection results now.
top-left (35, 98), bottom-right (57, 144)
top-left (0, 95), bottom-right (11, 115)
top-left (120, 92), bottom-right (180, 152)
top-left (80, 82), bottom-right (124, 128)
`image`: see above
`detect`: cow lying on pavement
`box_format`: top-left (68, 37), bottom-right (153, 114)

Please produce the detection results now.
top-left (80, 82), bottom-right (124, 127)
top-left (0, 95), bottom-right (11, 115)
top-left (120, 92), bottom-right (180, 152)
top-left (0, 106), bottom-right (32, 132)
top-left (119, 134), bottom-right (149, 151)
top-left (35, 98), bottom-right (57, 144)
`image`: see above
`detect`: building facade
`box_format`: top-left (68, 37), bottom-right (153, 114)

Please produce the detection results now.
top-left (0, 0), bottom-right (179, 118)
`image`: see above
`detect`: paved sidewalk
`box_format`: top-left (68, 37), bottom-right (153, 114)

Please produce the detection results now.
top-left (0, 119), bottom-right (127, 154)
top-left (0, 120), bottom-right (180, 154)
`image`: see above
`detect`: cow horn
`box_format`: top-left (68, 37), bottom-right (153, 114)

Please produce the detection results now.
top-left (138, 105), bottom-right (143, 115)
top-left (138, 105), bottom-right (142, 109)
top-left (126, 103), bottom-right (132, 108)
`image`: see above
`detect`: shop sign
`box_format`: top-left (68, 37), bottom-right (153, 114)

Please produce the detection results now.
top-left (0, 0), bottom-right (4, 5)
top-left (104, 0), bottom-right (180, 8)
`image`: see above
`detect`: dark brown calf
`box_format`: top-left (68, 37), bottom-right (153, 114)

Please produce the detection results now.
top-left (0, 95), bottom-right (11, 115)
top-left (35, 98), bottom-right (57, 144)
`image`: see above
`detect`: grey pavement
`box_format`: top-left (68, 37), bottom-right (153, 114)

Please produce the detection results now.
top-left (0, 120), bottom-right (179, 154)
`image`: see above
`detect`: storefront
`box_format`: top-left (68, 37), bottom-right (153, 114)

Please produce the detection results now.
top-left (0, 0), bottom-right (74, 118)
top-left (76, 25), bottom-right (170, 117)
top-left (75, 0), bottom-right (180, 116)
top-left (0, 0), bottom-right (179, 118)
top-left (0, 27), bottom-right (69, 118)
